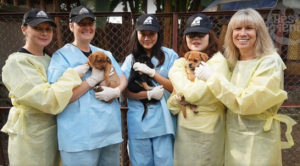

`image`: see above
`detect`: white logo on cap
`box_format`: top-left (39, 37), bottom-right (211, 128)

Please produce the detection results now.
top-left (79, 8), bottom-right (89, 14)
top-left (143, 16), bottom-right (153, 25)
top-left (191, 17), bottom-right (202, 26)
top-left (36, 11), bottom-right (48, 18)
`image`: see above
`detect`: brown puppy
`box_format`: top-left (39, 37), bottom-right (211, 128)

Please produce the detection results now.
top-left (175, 51), bottom-right (209, 119)
top-left (87, 51), bottom-right (120, 103)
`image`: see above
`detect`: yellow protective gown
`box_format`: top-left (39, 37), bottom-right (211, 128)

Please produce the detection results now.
top-left (167, 52), bottom-right (230, 166)
top-left (1, 52), bottom-right (82, 166)
top-left (206, 52), bottom-right (297, 166)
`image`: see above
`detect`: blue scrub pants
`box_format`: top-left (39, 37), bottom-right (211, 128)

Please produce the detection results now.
top-left (128, 134), bottom-right (174, 166)
top-left (60, 143), bottom-right (120, 166)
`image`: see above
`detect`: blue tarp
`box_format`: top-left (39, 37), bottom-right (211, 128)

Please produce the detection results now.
top-left (222, 0), bottom-right (278, 10)
top-left (203, 0), bottom-right (278, 11)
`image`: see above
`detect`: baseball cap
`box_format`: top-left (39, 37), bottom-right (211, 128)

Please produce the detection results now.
top-left (69, 6), bottom-right (95, 23)
top-left (183, 13), bottom-right (212, 35)
top-left (22, 8), bottom-right (57, 28)
top-left (135, 14), bottom-right (160, 32)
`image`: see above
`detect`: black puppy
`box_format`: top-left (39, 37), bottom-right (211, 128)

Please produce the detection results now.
top-left (128, 54), bottom-right (159, 121)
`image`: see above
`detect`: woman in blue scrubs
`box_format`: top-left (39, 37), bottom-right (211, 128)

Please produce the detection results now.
top-left (47, 6), bottom-right (127, 166)
top-left (121, 14), bottom-right (178, 166)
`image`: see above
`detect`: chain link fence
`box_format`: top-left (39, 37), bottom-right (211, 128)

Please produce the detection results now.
top-left (0, 12), bottom-right (133, 166)
top-left (0, 10), bottom-right (299, 166)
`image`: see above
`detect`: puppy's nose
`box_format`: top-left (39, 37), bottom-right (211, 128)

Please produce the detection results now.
top-left (189, 63), bottom-right (193, 68)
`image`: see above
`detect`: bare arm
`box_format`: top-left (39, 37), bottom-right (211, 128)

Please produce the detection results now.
top-left (117, 74), bottom-right (128, 92)
top-left (69, 81), bottom-right (91, 103)
top-left (153, 71), bottom-right (173, 92)
top-left (123, 88), bottom-right (148, 100)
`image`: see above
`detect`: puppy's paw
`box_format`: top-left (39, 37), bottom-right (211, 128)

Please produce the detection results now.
top-left (93, 86), bottom-right (104, 92)
top-left (175, 93), bottom-right (184, 102)
top-left (190, 105), bottom-right (199, 114)
top-left (145, 86), bottom-right (154, 91)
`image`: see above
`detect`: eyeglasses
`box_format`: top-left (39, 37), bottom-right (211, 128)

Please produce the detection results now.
top-left (186, 32), bottom-right (207, 38)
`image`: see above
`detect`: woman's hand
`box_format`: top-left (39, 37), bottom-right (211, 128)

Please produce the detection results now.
top-left (194, 62), bottom-right (215, 81)
top-left (133, 62), bottom-right (155, 77)
top-left (86, 67), bottom-right (105, 87)
top-left (73, 64), bottom-right (89, 78)
top-left (95, 86), bottom-right (120, 102)
top-left (147, 85), bottom-right (164, 100)
top-left (175, 94), bottom-right (189, 106)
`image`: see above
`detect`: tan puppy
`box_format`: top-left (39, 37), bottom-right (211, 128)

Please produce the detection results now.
top-left (87, 51), bottom-right (120, 103)
top-left (175, 51), bottom-right (209, 119)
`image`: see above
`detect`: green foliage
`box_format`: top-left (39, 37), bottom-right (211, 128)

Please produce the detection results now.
top-left (108, 0), bottom-right (206, 13)
top-left (110, 0), bottom-right (121, 11)
top-left (172, 0), bottom-right (191, 12)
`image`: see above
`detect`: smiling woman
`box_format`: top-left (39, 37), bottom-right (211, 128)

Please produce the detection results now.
top-left (167, 13), bottom-right (230, 166)
top-left (121, 14), bottom-right (178, 166)
top-left (232, 24), bottom-right (257, 60)
top-left (194, 8), bottom-right (297, 166)
top-left (47, 5), bottom-right (128, 166)
top-left (1, 8), bottom-right (83, 166)
top-left (22, 23), bottom-right (54, 53)
top-left (69, 17), bottom-right (96, 44)
top-left (137, 30), bottom-right (158, 51)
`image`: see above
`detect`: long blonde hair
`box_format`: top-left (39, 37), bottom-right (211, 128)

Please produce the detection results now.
top-left (224, 8), bottom-right (276, 66)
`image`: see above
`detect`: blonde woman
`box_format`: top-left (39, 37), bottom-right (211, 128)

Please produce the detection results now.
top-left (195, 8), bottom-right (296, 166)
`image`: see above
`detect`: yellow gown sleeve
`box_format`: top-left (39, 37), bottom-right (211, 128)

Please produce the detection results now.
top-left (2, 56), bottom-right (82, 115)
top-left (168, 52), bottom-right (230, 106)
top-left (167, 92), bottom-right (183, 115)
top-left (206, 54), bottom-right (287, 115)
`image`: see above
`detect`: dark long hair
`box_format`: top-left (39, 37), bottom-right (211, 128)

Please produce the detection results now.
top-left (128, 30), bottom-right (165, 67)
top-left (179, 30), bottom-right (221, 58)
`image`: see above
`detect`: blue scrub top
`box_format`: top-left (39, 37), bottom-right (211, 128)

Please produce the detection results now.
top-left (47, 44), bottom-right (123, 152)
top-left (121, 46), bottom-right (178, 139)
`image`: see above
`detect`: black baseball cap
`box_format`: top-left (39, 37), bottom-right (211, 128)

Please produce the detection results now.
top-left (22, 8), bottom-right (57, 28)
top-left (183, 13), bottom-right (212, 35)
top-left (135, 14), bottom-right (159, 32)
top-left (69, 6), bottom-right (95, 23)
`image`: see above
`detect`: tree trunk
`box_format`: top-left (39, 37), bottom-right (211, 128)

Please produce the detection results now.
top-left (142, 0), bottom-right (147, 13)
top-left (163, 0), bottom-right (172, 48)
top-left (156, 0), bottom-right (161, 13)
top-left (128, 0), bottom-right (135, 14)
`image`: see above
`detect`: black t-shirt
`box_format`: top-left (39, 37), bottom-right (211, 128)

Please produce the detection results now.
top-left (70, 43), bottom-right (92, 57)
top-left (17, 48), bottom-right (46, 56)
top-left (82, 50), bottom-right (92, 57)
top-left (17, 48), bottom-right (33, 55)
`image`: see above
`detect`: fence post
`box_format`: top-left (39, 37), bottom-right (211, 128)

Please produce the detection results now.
top-left (172, 13), bottom-right (178, 52)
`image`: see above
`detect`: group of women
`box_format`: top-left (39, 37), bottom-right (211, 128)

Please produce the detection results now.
top-left (1, 5), bottom-right (296, 166)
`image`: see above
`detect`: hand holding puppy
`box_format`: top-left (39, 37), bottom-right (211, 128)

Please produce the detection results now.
top-left (86, 67), bottom-right (115, 87)
top-left (194, 62), bottom-right (215, 81)
top-left (95, 86), bottom-right (120, 102)
top-left (175, 94), bottom-right (189, 106)
top-left (133, 62), bottom-right (155, 77)
top-left (86, 67), bottom-right (105, 87)
top-left (147, 85), bottom-right (164, 100)
top-left (73, 64), bottom-right (89, 78)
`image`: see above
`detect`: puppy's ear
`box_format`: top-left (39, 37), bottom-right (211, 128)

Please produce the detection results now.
top-left (184, 52), bottom-right (190, 60)
top-left (200, 53), bottom-right (209, 62)
top-left (88, 53), bottom-right (96, 67)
